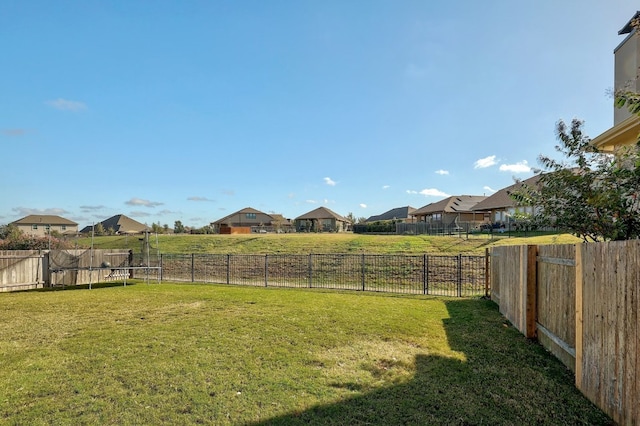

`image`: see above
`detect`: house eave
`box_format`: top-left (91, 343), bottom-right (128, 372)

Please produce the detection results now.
top-left (591, 115), bottom-right (640, 152)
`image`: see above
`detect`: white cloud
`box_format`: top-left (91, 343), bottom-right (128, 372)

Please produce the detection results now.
top-left (12, 207), bottom-right (69, 216)
top-left (499, 161), bottom-right (531, 173)
top-left (382, 185), bottom-right (390, 190)
top-left (129, 211), bottom-right (152, 218)
top-left (46, 98), bottom-right (87, 111)
top-left (435, 169), bottom-right (449, 175)
top-left (80, 205), bottom-right (106, 211)
top-left (419, 188), bottom-right (450, 197)
top-left (324, 177), bottom-right (337, 186)
top-left (188, 196), bottom-right (214, 202)
top-left (474, 155), bottom-right (498, 169)
top-left (125, 198), bottom-right (163, 208)
top-left (483, 186), bottom-right (497, 193)
top-left (359, 203), bottom-right (367, 208)
top-left (306, 200), bottom-right (317, 204)
top-left (406, 190), bottom-right (418, 194)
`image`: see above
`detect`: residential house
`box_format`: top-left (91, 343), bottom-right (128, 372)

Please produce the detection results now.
top-left (412, 195), bottom-right (487, 227)
top-left (211, 207), bottom-right (292, 233)
top-left (365, 206), bottom-right (416, 223)
top-left (295, 206), bottom-right (351, 232)
top-left (11, 215), bottom-right (78, 237)
top-left (80, 214), bottom-right (150, 235)
top-left (471, 175), bottom-right (542, 225)
top-left (592, 11), bottom-right (640, 151)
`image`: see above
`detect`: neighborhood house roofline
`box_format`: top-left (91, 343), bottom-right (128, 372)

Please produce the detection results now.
top-left (618, 10), bottom-right (640, 35)
top-left (295, 207), bottom-right (350, 222)
top-left (212, 207), bottom-right (273, 225)
top-left (11, 215), bottom-right (77, 226)
top-left (413, 196), bottom-right (487, 215)
top-left (366, 206), bottom-right (416, 222)
top-left (472, 175), bottom-right (542, 211)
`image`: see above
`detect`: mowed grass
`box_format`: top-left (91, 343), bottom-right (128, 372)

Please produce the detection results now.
top-left (0, 283), bottom-right (609, 425)
top-left (79, 232), bottom-right (582, 255)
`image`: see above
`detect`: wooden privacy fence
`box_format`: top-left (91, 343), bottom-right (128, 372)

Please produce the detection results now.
top-left (0, 249), bottom-right (134, 290)
top-left (0, 250), bottom-right (45, 292)
top-left (491, 241), bottom-right (640, 425)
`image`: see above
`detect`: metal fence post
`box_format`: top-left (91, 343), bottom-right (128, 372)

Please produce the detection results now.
top-left (191, 253), bottom-right (195, 282)
top-left (423, 254), bottom-right (427, 295)
top-left (361, 253), bottom-right (366, 291)
top-left (226, 254), bottom-right (230, 285)
top-left (308, 254), bottom-right (313, 288)
top-left (265, 254), bottom-right (268, 287)
top-left (457, 254), bottom-right (462, 297)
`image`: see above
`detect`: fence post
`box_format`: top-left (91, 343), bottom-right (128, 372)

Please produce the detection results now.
top-left (191, 253), bottom-right (195, 282)
top-left (423, 254), bottom-right (427, 295)
top-left (308, 254), bottom-right (313, 288)
top-left (361, 254), bottom-right (365, 292)
top-left (226, 254), bottom-right (230, 284)
top-left (485, 248), bottom-right (490, 298)
top-left (457, 254), bottom-right (462, 297)
top-left (160, 254), bottom-right (164, 282)
top-left (525, 245), bottom-right (538, 339)
top-left (265, 254), bottom-right (268, 287)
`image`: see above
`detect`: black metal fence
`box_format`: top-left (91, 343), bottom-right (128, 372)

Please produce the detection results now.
top-left (133, 253), bottom-right (488, 297)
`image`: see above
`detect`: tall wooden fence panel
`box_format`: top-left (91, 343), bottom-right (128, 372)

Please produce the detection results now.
top-left (0, 250), bottom-right (44, 291)
top-left (536, 244), bottom-right (576, 371)
top-left (492, 240), bottom-right (640, 425)
top-left (490, 245), bottom-right (533, 336)
top-left (577, 241), bottom-right (639, 426)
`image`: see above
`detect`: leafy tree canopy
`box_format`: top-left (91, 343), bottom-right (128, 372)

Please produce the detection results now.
top-left (513, 109), bottom-right (640, 242)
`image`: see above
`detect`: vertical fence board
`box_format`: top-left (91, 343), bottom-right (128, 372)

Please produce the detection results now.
top-left (490, 246), bottom-right (527, 334)
top-left (575, 243), bottom-right (583, 389)
top-left (536, 244), bottom-right (575, 370)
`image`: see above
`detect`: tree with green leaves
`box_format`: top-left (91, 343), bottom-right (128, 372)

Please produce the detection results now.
top-left (93, 222), bottom-right (106, 236)
top-left (513, 116), bottom-right (640, 242)
top-left (174, 220), bottom-right (185, 234)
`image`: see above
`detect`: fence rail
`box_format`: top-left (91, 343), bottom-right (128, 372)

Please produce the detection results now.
top-left (142, 253), bottom-right (487, 297)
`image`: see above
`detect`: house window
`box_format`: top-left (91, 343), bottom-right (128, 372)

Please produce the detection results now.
top-left (245, 213), bottom-right (256, 220)
top-left (32, 225), bottom-right (38, 230)
top-left (61, 225), bottom-right (67, 231)
top-left (45, 225), bottom-right (51, 231)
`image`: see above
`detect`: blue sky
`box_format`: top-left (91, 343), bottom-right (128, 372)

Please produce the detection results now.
top-left (1, 1), bottom-right (637, 228)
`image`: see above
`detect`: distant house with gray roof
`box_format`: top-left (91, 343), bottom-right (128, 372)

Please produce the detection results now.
top-left (80, 214), bottom-right (150, 235)
top-left (472, 175), bottom-right (542, 224)
top-left (365, 206), bottom-right (416, 223)
top-left (295, 206), bottom-right (351, 232)
top-left (11, 215), bottom-right (78, 237)
top-left (413, 195), bottom-right (487, 226)
top-left (211, 207), bottom-right (293, 233)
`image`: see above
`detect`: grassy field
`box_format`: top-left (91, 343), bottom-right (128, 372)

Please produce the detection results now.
top-left (0, 283), bottom-right (609, 425)
top-left (75, 232), bottom-right (582, 255)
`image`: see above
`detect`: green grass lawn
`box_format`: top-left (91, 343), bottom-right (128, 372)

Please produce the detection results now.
top-left (0, 283), bottom-right (609, 425)
top-left (77, 232), bottom-right (582, 255)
